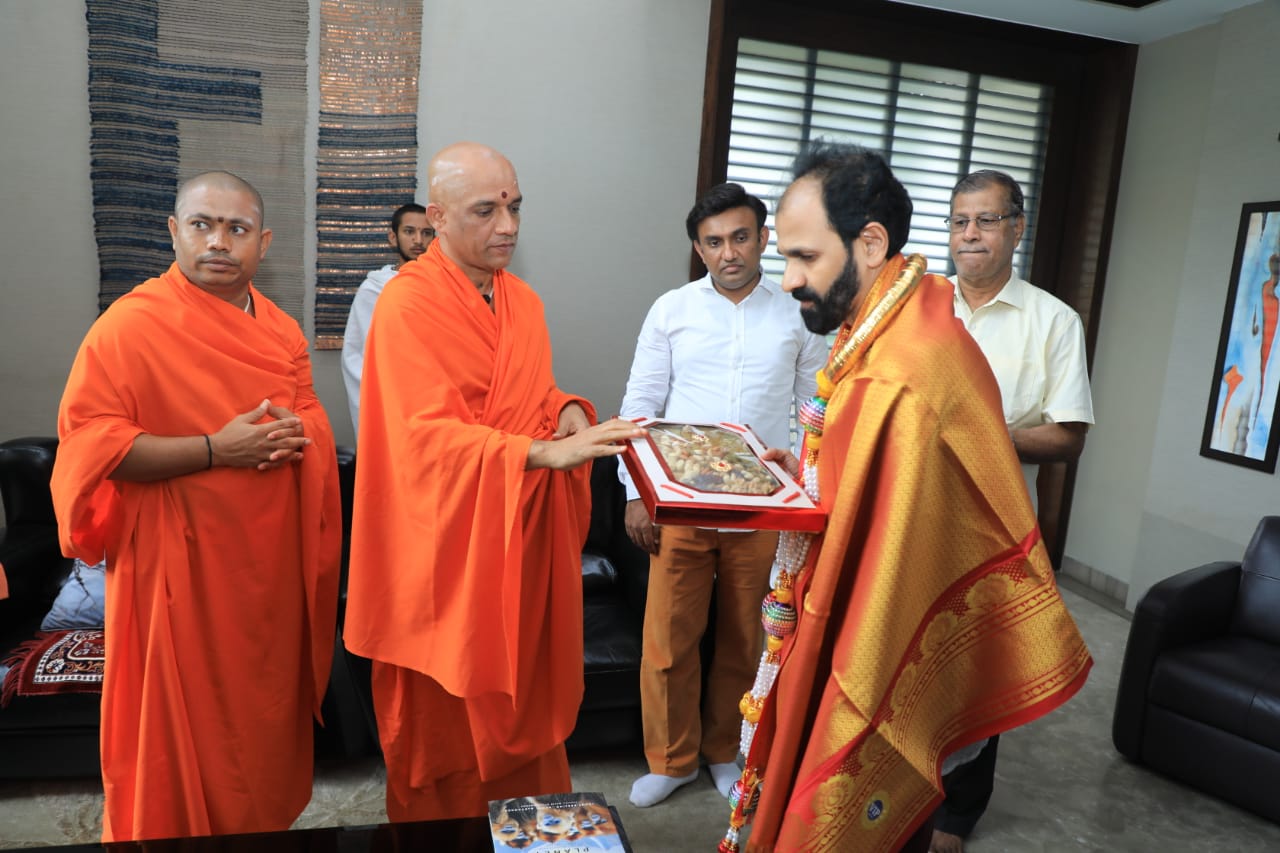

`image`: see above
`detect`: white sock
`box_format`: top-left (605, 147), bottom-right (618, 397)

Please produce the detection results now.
top-left (628, 770), bottom-right (699, 808)
top-left (708, 762), bottom-right (740, 798)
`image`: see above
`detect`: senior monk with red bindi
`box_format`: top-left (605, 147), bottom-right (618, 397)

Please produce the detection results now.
top-left (343, 142), bottom-right (645, 821)
top-left (51, 171), bottom-right (341, 842)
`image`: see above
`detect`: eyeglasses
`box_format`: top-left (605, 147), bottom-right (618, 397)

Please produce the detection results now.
top-left (943, 213), bottom-right (1019, 233)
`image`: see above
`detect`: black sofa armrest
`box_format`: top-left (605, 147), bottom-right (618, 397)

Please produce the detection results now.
top-left (0, 437), bottom-right (70, 633)
top-left (1112, 560), bottom-right (1241, 759)
top-left (613, 528), bottom-right (651, 615)
top-left (586, 455), bottom-right (623, 554)
top-left (586, 455), bottom-right (651, 613)
top-left (335, 445), bottom-right (356, 610)
top-left (0, 437), bottom-right (59, 527)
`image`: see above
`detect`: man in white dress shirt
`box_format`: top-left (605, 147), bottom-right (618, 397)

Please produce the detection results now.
top-left (619, 183), bottom-right (828, 808)
top-left (340, 202), bottom-right (433, 435)
top-left (931, 169), bottom-right (1095, 853)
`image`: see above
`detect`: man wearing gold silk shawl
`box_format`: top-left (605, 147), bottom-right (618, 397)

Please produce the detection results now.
top-left (717, 143), bottom-right (1092, 853)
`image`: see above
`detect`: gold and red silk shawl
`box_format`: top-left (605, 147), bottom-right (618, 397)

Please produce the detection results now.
top-left (742, 254), bottom-right (1092, 852)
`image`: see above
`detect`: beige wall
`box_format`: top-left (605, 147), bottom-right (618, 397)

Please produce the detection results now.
top-left (0, 3), bottom-right (99, 439)
top-left (1068, 1), bottom-right (1280, 608)
top-left (0, 0), bottom-right (709, 447)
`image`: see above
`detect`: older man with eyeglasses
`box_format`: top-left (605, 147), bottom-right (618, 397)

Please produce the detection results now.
top-left (931, 170), bottom-right (1095, 853)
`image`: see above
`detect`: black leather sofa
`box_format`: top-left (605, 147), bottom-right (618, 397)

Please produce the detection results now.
top-left (0, 437), bottom-right (98, 779)
top-left (1112, 515), bottom-right (1280, 823)
top-left (0, 438), bottom-right (649, 778)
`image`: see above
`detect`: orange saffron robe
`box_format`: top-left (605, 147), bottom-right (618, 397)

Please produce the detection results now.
top-left (50, 264), bottom-right (341, 842)
top-left (745, 256), bottom-right (1092, 852)
top-left (343, 242), bottom-right (594, 820)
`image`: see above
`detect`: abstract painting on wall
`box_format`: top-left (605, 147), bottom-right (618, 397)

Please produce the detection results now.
top-left (1201, 201), bottom-right (1280, 473)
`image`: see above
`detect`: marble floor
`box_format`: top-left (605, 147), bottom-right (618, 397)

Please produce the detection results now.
top-left (2, 580), bottom-right (1278, 851)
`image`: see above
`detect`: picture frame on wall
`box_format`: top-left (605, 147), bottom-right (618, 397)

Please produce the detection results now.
top-left (1200, 200), bottom-right (1280, 473)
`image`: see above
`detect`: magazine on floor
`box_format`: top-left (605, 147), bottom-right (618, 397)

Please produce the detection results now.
top-left (488, 791), bottom-right (633, 851)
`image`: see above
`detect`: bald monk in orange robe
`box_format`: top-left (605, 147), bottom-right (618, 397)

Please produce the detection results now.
top-left (51, 171), bottom-right (341, 842)
top-left (343, 142), bottom-right (644, 821)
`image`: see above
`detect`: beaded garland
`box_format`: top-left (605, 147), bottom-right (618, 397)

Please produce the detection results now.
top-left (718, 255), bottom-right (926, 853)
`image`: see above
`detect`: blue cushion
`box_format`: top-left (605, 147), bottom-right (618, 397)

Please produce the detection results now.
top-left (41, 558), bottom-right (106, 630)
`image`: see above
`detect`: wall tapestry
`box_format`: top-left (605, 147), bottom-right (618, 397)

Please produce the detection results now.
top-left (1200, 200), bottom-right (1280, 473)
top-left (313, 0), bottom-right (423, 349)
top-left (86, 0), bottom-right (308, 320)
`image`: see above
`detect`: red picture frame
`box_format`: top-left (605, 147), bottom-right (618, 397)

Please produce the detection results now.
top-left (621, 419), bottom-right (825, 532)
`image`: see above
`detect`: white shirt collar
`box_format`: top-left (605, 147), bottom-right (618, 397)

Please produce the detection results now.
top-left (951, 274), bottom-right (1026, 315)
top-left (696, 270), bottom-right (777, 300)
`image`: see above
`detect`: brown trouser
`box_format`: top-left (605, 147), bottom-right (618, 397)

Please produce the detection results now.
top-left (640, 525), bottom-right (778, 776)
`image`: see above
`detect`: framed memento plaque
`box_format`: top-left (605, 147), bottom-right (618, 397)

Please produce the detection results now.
top-left (620, 419), bottom-right (825, 532)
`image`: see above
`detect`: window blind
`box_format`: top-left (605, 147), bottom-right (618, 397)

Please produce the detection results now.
top-left (727, 38), bottom-right (1052, 280)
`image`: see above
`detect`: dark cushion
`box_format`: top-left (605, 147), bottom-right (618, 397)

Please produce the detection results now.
top-left (335, 445), bottom-right (356, 618)
top-left (1148, 634), bottom-right (1280, 752)
top-left (581, 552), bottom-right (618, 594)
top-left (0, 688), bottom-right (101, 733)
top-left (582, 594), bottom-right (641, 674)
top-left (1249, 664), bottom-right (1280, 753)
top-left (1232, 516), bottom-right (1280, 645)
top-left (1141, 704), bottom-right (1280, 825)
top-left (0, 527), bottom-right (69, 614)
top-left (0, 439), bottom-right (58, 527)
top-left (585, 455), bottom-right (621, 555)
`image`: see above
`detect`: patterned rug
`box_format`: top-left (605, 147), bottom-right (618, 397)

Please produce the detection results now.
top-left (1, 630), bottom-right (105, 707)
top-left (313, 0), bottom-right (423, 349)
top-left (85, 0), bottom-right (308, 321)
